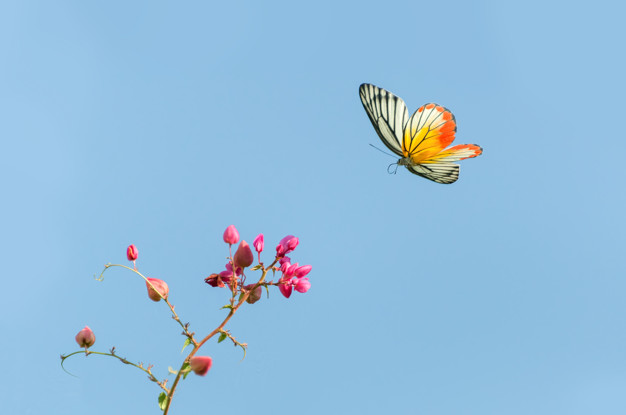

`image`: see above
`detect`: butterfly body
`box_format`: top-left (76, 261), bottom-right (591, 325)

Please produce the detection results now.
top-left (359, 83), bottom-right (482, 184)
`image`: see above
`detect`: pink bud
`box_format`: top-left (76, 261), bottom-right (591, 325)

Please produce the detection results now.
top-left (279, 256), bottom-right (291, 266)
top-left (285, 262), bottom-right (299, 277)
top-left (223, 225), bottom-right (239, 245)
top-left (189, 356), bottom-right (213, 376)
top-left (225, 262), bottom-right (242, 277)
top-left (294, 277), bottom-right (311, 293)
top-left (295, 265), bottom-right (312, 278)
top-left (253, 234), bottom-right (264, 253)
top-left (75, 326), bottom-right (96, 348)
top-left (233, 240), bottom-right (254, 268)
top-left (126, 244), bottom-right (138, 261)
top-left (278, 277), bottom-right (293, 298)
top-left (146, 277), bottom-right (169, 302)
top-left (244, 284), bottom-right (263, 304)
top-left (276, 235), bottom-right (299, 257)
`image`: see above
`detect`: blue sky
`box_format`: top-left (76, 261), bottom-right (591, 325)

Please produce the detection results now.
top-left (2, 1), bottom-right (626, 414)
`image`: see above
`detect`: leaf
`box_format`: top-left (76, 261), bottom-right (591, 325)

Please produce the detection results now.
top-left (181, 338), bottom-right (192, 353)
top-left (168, 366), bottom-right (178, 375)
top-left (158, 392), bottom-right (168, 411)
top-left (218, 332), bottom-right (228, 343)
top-left (181, 362), bottom-right (191, 379)
top-left (250, 264), bottom-right (262, 271)
top-left (221, 305), bottom-right (233, 310)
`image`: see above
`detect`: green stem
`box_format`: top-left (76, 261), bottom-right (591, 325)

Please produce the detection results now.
top-left (61, 350), bottom-right (169, 393)
top-left (98, 264), bottom-right (198, 346)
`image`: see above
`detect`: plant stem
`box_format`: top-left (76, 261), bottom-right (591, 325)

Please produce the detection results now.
top-left (162, 258), bottom-right (278, 415)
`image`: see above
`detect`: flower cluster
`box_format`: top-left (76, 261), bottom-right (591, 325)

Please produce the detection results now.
top-left (205, 225), bottom-right (312, 300)
top-left (65, 225), bottom-right (312, 414)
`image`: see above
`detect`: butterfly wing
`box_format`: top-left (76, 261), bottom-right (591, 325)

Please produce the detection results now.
top-left (359, 83), bottom-right (408, 156)
top-left (406, 144), bottom-right (482, 184)
top-left (403, 103), bottom-right (457, 163)
top-left (406, 163), bottom-right (460, 184)
top-left (424, 144), bottom-right (483, 162)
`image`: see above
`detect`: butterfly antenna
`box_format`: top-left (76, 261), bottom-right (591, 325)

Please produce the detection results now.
top-left (369, 143), bottom-right (396, 159)
top-left (387, 163), bottom-right (399, 175)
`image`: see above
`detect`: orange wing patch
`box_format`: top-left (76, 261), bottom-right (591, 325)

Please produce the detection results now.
top-left (423, 144), bottom-right (483, 163)
top-left (402, 104), bottom-right (457, 163)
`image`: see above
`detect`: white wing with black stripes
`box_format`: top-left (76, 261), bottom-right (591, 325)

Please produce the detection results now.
top-left (359, 83), bottom-right (408, 156)
top-left (406, 163), bottom-right (460, 184)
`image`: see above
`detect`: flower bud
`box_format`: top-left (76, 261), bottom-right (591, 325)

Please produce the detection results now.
top-left (278, 277), bottom-right (293, 298)
top-left (190, 356), bottom-right (213, 376)
top-left (146, 277), bottom-right (169, 302)
top-left (233, 240), bottom-right (254, 269)
top-left (253, 234), bottom-right (264, 253)
top-left (276, 235), bottom-right (299, 257)
top-left (223, 225), bottom-right (239, 245)
top-left (244, 284), bottom-right (263, 304)
top-left (75, 326), bottom-right (96, 348)
top-left (294, 277), bottom-right (311, 293)
top-left (295, 265), bottom-right (312, 278)
top-left (126, 244), bottom-right (138, 261)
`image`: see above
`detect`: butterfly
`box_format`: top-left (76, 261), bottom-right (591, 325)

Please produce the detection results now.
top-left (359, 83), bottom-right (482, 184)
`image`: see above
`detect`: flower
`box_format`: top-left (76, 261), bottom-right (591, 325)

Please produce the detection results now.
top-left (75, 326), bottom-right (96, 348)
top-left (233, 240), bottom-right (254, 269)
top-left (278, 276), bottom-right (293, 298)
top-left (278, 263), bottom-right (311, 297)
top-left (146, 277), bottom-right (169, 302)
top-left (294, 265), bottom-right (312, 278)
top-left (253, 234), bottom-right (264, 253)
top-left (223, 225), bottom-right (239, 245)
top-left (189, 356), bottom-right (213, 376)
top-left (276, 235), bottom-right (299, 257)
top-left (126, 244), bottom-right (138, 261)
top-left (294, 277), bottom-right (311, 293)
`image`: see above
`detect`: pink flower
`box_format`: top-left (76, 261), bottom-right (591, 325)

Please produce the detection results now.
top-left (233, 240), bottom-right (254, 269)
top-left (294, 277), bottom-right (311, 293)
top-left (279, 256), bottom-right (291, 266)
top-left (278, 276), bottom-right (293, 298)
top-left (244, 284), bottom-right (263, 304)
top-left (189, 356), bottom-right (213, 376)
top-left (276, 235), bottom-right (299, 257)
top-left (146, 277), bottom-right (169, 302)
top-left (295, 265), bottom-right (312, 278)
top-left (223, 225), bottom-right (239, 245)
top-left (280, 260), bottom-right (292, 275)
top-left (126, 244), bottom-right (138, 261)
top-left (253, 234), bottom-right (264, 253)
top-left (225, 262), bottom-right (242, 277)
top-left (75, 326), bottom-right (96, 348)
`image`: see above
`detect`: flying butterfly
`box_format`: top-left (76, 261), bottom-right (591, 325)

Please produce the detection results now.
top-left (359, 83), bottom-right (482, 184)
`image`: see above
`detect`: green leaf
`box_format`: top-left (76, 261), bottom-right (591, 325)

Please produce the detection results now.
top-left (168, 366), bottom-right (178, 375)
top-left (181, 338), bottom-right (192, 353)
top-left (221, 304), bottom-right (233, 310)
top-left (181, 362), bottom-right (191, 379)
top-left (158, 392), bottom-right (168, 411)
top-left (218, 332), bottom-right (228, 343)
top-left (250, 264), bottom-right (262, 271)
